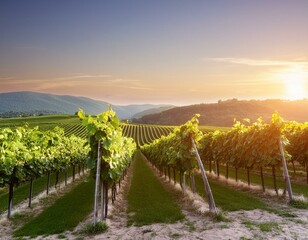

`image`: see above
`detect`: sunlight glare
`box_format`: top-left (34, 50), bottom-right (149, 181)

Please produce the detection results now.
top-left (279, 65), bottom-right (307, 100)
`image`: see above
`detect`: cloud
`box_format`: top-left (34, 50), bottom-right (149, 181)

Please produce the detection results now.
top-left (107, 78), bottom-right (141, 83)
top-left (0, 77), bottom-right (14, 80)
top-left (0, 73), bottom-right (155, 93)
top-left (0, 73), bottom-right (113, 85)
top-left (122, 86), bottom-right (154, 90)
top-left (205, 57), bottom-right (308, 67)
top-left (54, 74), bottom-right (112, 81)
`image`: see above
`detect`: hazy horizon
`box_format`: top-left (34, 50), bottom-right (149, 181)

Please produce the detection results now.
top-left (1, 1), bottom-right (307, 105)
top-left (1, 90), bottom-right (307, 108)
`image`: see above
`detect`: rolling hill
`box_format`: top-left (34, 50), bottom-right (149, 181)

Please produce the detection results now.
top-left (131, 106), bottom-right (175, 119)
top-left (134, 99), bottom-right (308, 126)
top-left (0, 92), bottom-right (173, 119)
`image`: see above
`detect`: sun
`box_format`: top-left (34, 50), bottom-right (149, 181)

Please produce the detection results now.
top-left (279, 65), bottom-right (307, 100)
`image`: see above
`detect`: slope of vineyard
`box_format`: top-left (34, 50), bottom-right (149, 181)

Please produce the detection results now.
top-left (1, 112), bottom-right (308, 240)
top-left (142, 113), bottom-right (308, 201)
top-left (135, 99), bottom-right (308, 126)
top-left (0, 115), bottom-right (230, 145)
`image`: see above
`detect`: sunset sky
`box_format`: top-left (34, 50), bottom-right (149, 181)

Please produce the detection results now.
top-left (0, 0), bottom-right (307, 105)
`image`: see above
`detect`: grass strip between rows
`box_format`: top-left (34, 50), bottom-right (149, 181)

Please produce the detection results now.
top-left (0, 168), bottom-right (75, 214)
top-left (206, 164), bottom-right (308, 197)
top-left (173, 170), bottom-right (268, 211)
top-left (197, 176), bottom-right (268, 211)
top-left (14, 176), bottom-right (95, 237)
top-left (127, 150), bottom-right (184, 226)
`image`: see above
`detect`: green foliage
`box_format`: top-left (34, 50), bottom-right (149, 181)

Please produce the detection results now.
top-left (78, 109), bottom-right (136, 183)
top-left (0, 125), bottom-right (89, 188)
top-left (142, 114), bottom-right (202, 175)
top-left (199, 113), bottom-right (289, 172)
top-left (283, 122), bottom-right (308, 170)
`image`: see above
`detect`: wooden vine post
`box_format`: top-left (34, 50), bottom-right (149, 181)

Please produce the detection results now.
top-left (190, 173), bottom-right (196, 193)
top-left (46, 171), bottom-right (51, 194)
top-left (7, 173), bottom-right (14, 218)
top-left (191, 138), bottom-right (217, 214)
top-left (28, 178), bottom-right (34, 207)
top-left (100, 181), bottom-right (105, 221)
top-left (279, 138), bottom-right (293, 201)
top-left (183, 172), bottom-right (187, 193)
top-left (93, 141), bottom-right (101, 224)
top-left (260, 167), bottom-right (265, 192)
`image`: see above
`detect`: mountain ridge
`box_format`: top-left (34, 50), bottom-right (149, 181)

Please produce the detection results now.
top-left (0, 91), bottom-right (173, 119)
top-left (134, 99), bottom-right (308, 126)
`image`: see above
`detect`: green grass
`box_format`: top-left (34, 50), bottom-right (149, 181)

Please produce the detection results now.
top-left (207, 164), bottom-right (308, 197)
top-left (14, 177), bottom-right (95, 237)
top-left (199, 125), bottom-right (230, 132)
top-left (270, 208), bottom-right (297, 218)
top-left (242, 221), bottom-right (280, 232)
top-left (127, 150), bottom-right (184, 226)
top-left (171, 168), bottom-right (268, 211)
top-left (214, 211), bottom-right (231, 222)
top-left (81, 221), bottom-right (108, 235)
top-left (0, 115), bottom-right (82, 137)
top-left (0, 187), bottom-right (7, 196)
top-left (171, 170), bottom-right (268, 211)
top-left (195, 175), bottom-right (268, 211)
top-left (241, 221), bottom-right (255, 231)
top-left (0, 169), bottom-right (74, 214)
top-left (282, 181), bottom-right (308, 197)
top-left (0, 114), bottom-right (80, 129)
top-left (289, 199), bottom-right (308, 209)
top-left (258, 222), bottom-right (280, 232)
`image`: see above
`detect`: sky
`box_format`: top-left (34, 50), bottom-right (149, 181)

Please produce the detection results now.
top-left (0, 0), bottom-right (308, 105)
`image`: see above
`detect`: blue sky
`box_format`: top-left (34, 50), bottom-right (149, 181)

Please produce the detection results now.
top-left (1, 0), bottom-right (307, 104)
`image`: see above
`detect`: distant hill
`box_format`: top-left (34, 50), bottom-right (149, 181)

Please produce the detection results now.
top-left (132, 106), bottom-right (175, 119)
top-left (0, 92), bottom-right (169, 119)
top-left (134, 99), bottom-right (308, 126)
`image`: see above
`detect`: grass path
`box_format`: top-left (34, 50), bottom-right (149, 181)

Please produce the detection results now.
top-left (127, 150), bottom-right (184, 226)
top-left (172, 170), bottom-right (268, 212)
top-left (195, 175), bottom-right (269, 211)
top-left (14, 176), bottom-right (94, 237)
top-left (0, 169), bottom-right (74, 214)
top-left (206, 164), bottom-right (308, 197)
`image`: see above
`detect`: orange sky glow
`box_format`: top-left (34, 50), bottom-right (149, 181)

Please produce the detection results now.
top-left (0, 1), bottom-right (307, 105)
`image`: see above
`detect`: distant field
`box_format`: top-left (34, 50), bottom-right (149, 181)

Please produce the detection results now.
top-left (0, 115), bottom-right (227, 144)
top-left (0, 114), bottom-right (80, 129)
top-left (199, 125), bottom-right (230, 132)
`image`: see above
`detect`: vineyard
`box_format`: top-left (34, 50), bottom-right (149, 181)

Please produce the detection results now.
top-left (48, 122), bottom-right (175, 145)
top-left (0, 115), bottom-right (226, 146)
top-left (0, 112), bottom-right (308, 239)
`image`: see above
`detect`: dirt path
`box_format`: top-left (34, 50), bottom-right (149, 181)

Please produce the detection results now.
top-left (5, 155), bottom-right (307, 239)
top-left (88, 154), bottom-right (308, 240)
